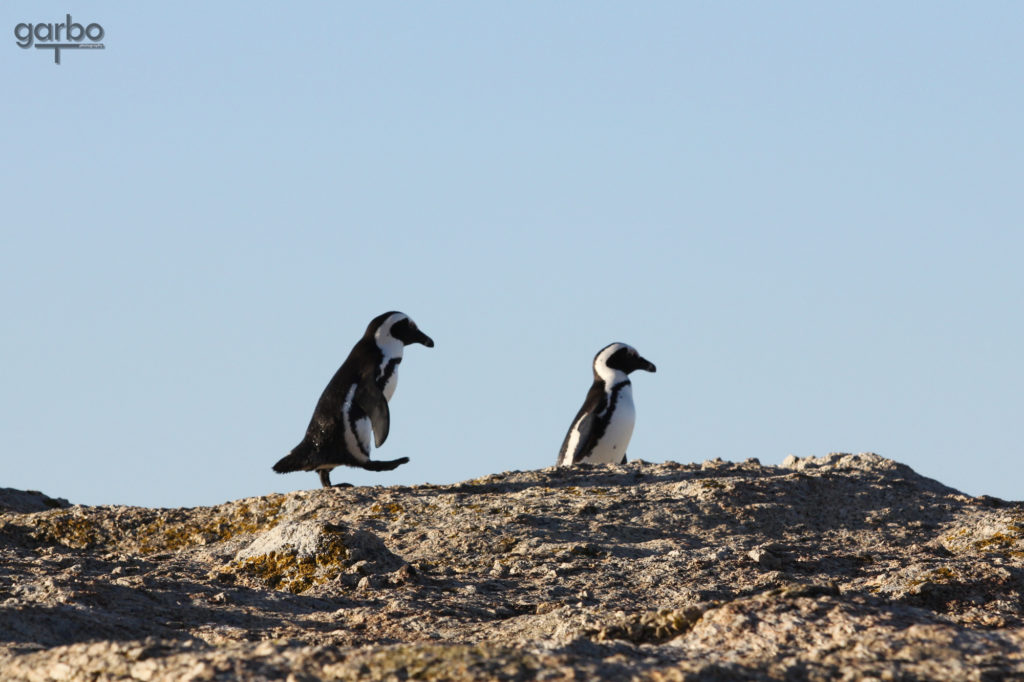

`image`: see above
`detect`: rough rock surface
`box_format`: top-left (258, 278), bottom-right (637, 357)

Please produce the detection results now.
top-left (0, 489), bottom-right (69, 515)
top-left (2, 453), bottom-right (1024, 680)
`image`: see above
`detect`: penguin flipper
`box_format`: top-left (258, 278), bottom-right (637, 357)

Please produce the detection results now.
top-left (558, 387), bottom-right (607, 466)
top-left (571, 412), bottom-right (598, 465)
top-left (359, 456), bottom-right (409, 472)
top-left (355, 376), bottom-right (391, 448)
top-left (558, 409), bottom-right (597, 466)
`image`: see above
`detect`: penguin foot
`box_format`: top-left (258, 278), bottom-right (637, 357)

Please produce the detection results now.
top-left (318, 470), bottom-right (333, 488)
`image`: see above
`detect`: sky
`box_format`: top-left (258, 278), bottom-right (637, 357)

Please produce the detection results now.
top-left (1, 3), bottom-right (1022, 509)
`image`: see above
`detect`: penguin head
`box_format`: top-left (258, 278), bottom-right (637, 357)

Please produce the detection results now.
top-left (367, 311), bottom-right (435, 350)
top-left (593, 342), bottom-right (656, 384)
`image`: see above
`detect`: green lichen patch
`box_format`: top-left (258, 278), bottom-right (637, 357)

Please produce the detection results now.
top-left (975, 529), bottom-right (1024, 552)
top-left (907, 567), bottom-right (959, 590)
top-left (972, 518), bottom-right (1024, 557)
top-left (137, 496), bottom-right (287, 554)
top-left (927, 566), bottom-right (958, 583)
top-left (222, 530), bottom-right (350, 594)
top-left (25, 495), bottom-right (287, 555)
top-left (28, 508), bottom-right (109, 550)
top-left (940, 515), bottom-right (1024, 558)
top-left (588, 607), bottom-right (705, 644)
top-left (369, 502), bottom-right (404, 518)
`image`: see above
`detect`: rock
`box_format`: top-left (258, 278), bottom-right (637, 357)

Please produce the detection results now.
top-left (0, 488), bottom-right (70, 514)
top-left (747, 545), bottom-right (783, 569)
top-left (1, 453), bottom-right (1023, 679)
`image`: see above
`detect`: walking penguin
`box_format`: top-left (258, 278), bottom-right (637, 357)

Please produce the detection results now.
top-left (273, 311), bottom-right (434, 487)
top-left (556, 342), bottom-right (656, 467)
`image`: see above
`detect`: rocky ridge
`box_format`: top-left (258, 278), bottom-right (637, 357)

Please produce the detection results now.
top-left (2, 453), bottom-right (1024, 680)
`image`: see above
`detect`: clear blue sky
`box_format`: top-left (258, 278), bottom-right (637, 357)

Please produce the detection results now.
top-left (2, 3), bottom-right (1021, 508)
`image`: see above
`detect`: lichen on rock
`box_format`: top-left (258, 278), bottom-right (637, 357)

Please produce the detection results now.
top-left (223, 520), bottom-right (351, 593)
top-left (3, 454), bottom-right (1024, 680)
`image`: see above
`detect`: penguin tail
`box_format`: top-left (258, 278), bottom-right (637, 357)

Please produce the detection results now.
top-left (358, 457), bottom-right (410, 472)
top-left (273, 441), bottom-right (315, 473)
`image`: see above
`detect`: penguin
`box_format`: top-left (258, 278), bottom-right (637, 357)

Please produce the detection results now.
top-left (273, 311), bottom-right (434, 488)
top-left (556, 342), bottom-right (656, 467)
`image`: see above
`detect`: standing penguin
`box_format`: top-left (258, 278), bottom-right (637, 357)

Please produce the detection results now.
top-left (273, 311), bottom-right (434, 487)
top-left (556, 342), bottom-right (656, 467)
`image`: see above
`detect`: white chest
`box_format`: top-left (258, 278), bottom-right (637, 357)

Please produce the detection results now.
top-left (378, 346), bottom-right (403, 403)
top-left (382, 366), bottom-right (399, 402)
top-left (584, 384), bottom-right (636, 464)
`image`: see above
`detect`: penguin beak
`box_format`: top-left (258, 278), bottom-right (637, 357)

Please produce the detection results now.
top-left (638, 356), bottom-right (656, 373)
top-left (413, 329), bottom-right (435, 348)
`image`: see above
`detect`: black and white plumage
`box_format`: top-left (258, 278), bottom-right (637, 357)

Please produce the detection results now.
top-left (273, 311), bottom-right (434, 488)
top-left (556, 343), bottom-right (656, 467)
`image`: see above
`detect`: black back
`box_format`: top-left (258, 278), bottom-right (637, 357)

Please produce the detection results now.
top-left (557, 377), bottom-right (623, 466)
top-left (302, 331), bottom-right (390, 459)
top-left (273, 311), bottom-right (433, 474)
